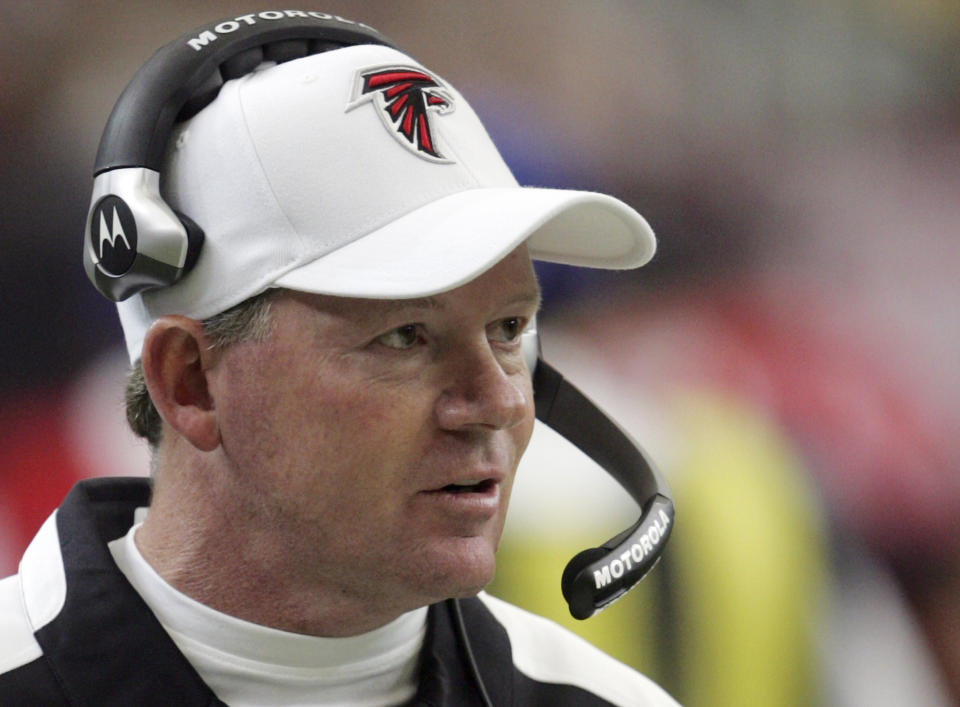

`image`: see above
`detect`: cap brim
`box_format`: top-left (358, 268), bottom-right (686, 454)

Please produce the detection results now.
top-left (273, 186), bottom-right (655, 298)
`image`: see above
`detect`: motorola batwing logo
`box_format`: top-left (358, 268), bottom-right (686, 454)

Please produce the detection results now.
top-left (347, 65), bottom-right (455, 162)
top-left (90, 195), bottom-right (137, 276)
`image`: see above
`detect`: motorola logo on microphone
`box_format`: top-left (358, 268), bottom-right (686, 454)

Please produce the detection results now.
top-left (592, 507), bottom-right (671, 590)
top-left (90, 195), bottom-right (137, 276)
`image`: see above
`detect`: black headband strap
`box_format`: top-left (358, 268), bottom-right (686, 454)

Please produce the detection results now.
top-left (94, 12), bottom-right (396, 174)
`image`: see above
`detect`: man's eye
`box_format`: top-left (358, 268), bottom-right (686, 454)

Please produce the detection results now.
top-left (376, 324), bottom-right (421, 349)
top-left (490, 317), bottom-right (525, 343)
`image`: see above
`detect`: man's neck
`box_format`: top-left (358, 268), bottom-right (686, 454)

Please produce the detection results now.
top-left (109, 522), bottom-right (427, 706)
top-left (140, 451), bottom-right (417, 637)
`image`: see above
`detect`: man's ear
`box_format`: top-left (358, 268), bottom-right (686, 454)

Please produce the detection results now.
top-left (141, 316), bottom-right (221, 452)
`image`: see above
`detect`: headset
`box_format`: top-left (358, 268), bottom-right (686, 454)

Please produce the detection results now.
top-left (83, 12), bottom-right (674, 624)
top-left (83, 12), bottom-right (395, 302)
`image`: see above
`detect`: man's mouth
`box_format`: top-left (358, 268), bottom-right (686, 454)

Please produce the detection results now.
top-left (418, 475), bottom-right (502, 518)
top-left (439, 479), bottom-right (497, 494)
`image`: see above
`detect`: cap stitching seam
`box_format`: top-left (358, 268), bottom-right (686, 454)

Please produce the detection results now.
top-left (235, 73), bottom-right (305, 268)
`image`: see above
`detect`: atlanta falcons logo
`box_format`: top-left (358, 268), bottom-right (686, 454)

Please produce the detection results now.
top-left (348, 65), bottom-right (455, 162)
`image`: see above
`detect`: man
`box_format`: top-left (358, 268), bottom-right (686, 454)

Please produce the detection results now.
top-left (0, 12), bottom-right (678, 706)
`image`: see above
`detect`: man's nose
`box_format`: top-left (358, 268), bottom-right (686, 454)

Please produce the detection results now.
top-left (434, 343), bottom-right (530, 432)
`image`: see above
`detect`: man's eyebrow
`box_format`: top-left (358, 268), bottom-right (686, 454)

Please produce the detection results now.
top-left (375, 295), bottom-right (445, 315)
top-left (507, 287), bottom-right (543, 312)
top-left (376, 287), bottom-right (541, 316)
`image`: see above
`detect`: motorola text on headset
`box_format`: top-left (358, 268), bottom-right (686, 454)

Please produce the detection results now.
top-left (82, 11), bottom-right (675, 622)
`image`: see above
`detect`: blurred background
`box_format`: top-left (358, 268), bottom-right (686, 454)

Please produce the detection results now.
top-left (1, 1), bottom-right (958, 705)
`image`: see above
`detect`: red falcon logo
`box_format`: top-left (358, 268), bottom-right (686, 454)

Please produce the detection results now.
top-left (348, 66), bottom-right (455, 162)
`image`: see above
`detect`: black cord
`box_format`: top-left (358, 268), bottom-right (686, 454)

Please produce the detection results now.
top-left (449, 598), bottom-right (495, 707)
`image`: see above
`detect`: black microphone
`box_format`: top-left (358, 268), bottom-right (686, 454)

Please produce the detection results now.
top-left (526, 345), bottom-right (675, 619)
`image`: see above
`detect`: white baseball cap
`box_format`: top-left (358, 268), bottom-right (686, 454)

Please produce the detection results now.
top-left (117, 44), bottom-right (655, 362)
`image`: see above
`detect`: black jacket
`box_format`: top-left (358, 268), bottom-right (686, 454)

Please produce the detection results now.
top-left (0, 478), bottom-right (676, 706)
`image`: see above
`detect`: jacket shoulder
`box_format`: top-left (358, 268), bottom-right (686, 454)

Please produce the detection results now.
top-left (0, 573), bottom-right (42, 674)
top-left (478, 593), bottom-right (680, 707)
top-left (0, 573), bottom-right (66, 705)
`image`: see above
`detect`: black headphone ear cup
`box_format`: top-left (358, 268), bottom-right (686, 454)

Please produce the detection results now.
top-left (174, 210), bottom-right (205, 275)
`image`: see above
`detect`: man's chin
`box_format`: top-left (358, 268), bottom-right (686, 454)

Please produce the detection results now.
top-left (416, 536), bottom-right (498, 599)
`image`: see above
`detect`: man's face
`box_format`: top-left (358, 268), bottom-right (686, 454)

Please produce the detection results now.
top-left (209, 246), bottom-right (540, 618)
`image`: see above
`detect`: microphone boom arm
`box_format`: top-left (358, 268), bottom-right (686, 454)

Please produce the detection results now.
top-left (532, 359), bottom-right (675, 619)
